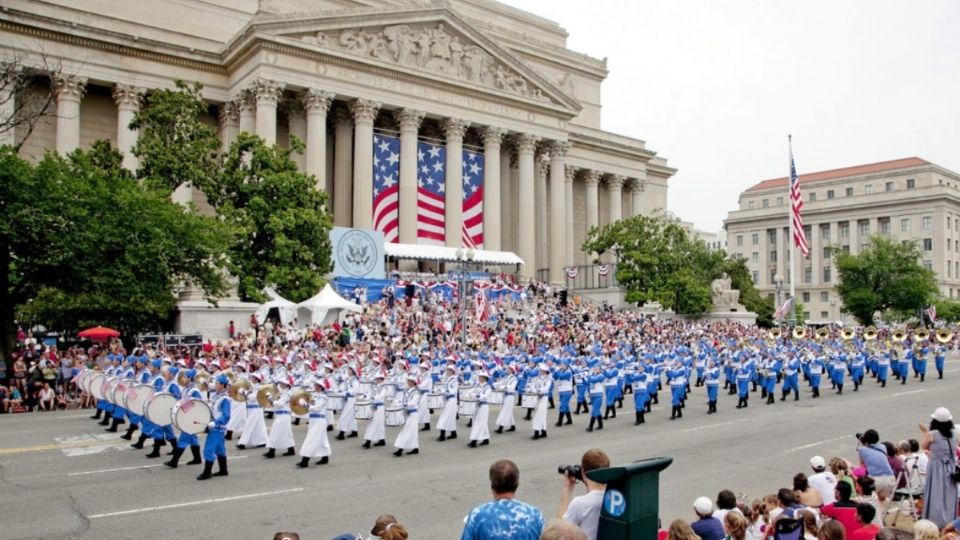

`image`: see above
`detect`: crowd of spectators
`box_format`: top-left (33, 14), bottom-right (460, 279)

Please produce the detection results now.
top-left (1, 332), bottom-right (78, 414)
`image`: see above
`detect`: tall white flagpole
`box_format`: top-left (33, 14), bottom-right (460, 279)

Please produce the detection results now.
top-left (787, 135), bottom-right (797, 325)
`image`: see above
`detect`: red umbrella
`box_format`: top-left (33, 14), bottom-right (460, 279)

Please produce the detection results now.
top-left (77, 326), bottom-right (121, 341)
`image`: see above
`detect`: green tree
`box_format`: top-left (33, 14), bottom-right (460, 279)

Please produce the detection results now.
top-left (1, 142), bottom-right (230, 351)
top-left (834, 236), bottom-right (938, 325)
top-left (932, 299), bottom-right (960, 323)
top-left (212, 133), bottom-right (333, 303)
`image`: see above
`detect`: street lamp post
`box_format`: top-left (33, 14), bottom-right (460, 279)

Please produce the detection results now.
top-left (448, 247), bottom-right (476, 350)
top-left (774, 273), bottom-right (784, 328)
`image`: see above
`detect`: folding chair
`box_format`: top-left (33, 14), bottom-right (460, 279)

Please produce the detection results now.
top-left (884, 458), bottom-right (924, 525)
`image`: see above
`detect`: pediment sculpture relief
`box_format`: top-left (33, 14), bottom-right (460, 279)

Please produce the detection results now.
top-left (292, 23), bottom-right (549, 101)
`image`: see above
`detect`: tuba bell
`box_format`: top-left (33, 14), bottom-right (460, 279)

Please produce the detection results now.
top-left (915, 329), bottom-right (930, 342)
top-left (256, 383), bottom-right (279, 408)
top-left (892, 328), bottom-right (907, 342)
top-left (768, 328), bottom-right (782, 340)
top-left (841, 327), bottom-right (855, 340)
top-left (228, 378), bottom-right (252, 402)
top-left (816, 327), bottom-right (830, 340)
top-left (936, 328), bottom-right (954, 344)
top-left (793, 326), bottom-right (807, 340)
top-left (864, 326), bottom-right (878, 341)
top-left (289, 389), bottom-right (312, 416)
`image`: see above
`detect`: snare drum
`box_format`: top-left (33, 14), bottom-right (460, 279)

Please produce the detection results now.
top-left (426, 393), bottom-right (446, 409)
top-left (521, 392), bottom-right (540, 409)
top-left (125, 384), bottom-right (154, 415)
top-left (385, 406), bottom-right (405, 426)
top-left (357, 381), bottom-right (374, 397)
top-left (458, 385), bottom-right (476, 400)
top-left (354, 399), bottom-right (373, 420)
top-left (382, 384), bottom-right (397, 400)
top-left (458, 398), bottom-right (478, 417)
top-left (488, 390), bottom-right (505, 405)
top-left (172, 398), bottom-right (212, 435)
top-left (326, 393), bottom-right (345, 412)
top-left (144, 392), bottom-right (177, 426)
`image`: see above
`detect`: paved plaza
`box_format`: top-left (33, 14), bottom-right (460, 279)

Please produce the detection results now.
top-left (1, 358), bottom-right (955, 540)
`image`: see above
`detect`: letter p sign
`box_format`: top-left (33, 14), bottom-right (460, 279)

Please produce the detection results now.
top-left (603, 489), bottom-right (626, 518)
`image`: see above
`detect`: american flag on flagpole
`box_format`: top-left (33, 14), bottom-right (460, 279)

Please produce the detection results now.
top-left (417, 141), bottom-right (446, 245)
top-left (789, 141), bottom-right (810, 256)
top-left (926, 305), bottom-right (937, 322)
top-left (372, 134), bottom-right (400, 243)
top-left (462, 149), bottom-right (484, 249)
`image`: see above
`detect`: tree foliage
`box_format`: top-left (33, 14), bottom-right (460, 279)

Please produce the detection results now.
top-left (834, 236), bottom-right (938, 325)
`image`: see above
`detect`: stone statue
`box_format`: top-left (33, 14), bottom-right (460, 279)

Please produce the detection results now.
top-left (710, 273), bottom-right (743, 309)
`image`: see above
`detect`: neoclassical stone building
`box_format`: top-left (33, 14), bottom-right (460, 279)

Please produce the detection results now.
top-left (1, 0), bottom-right (674, 283)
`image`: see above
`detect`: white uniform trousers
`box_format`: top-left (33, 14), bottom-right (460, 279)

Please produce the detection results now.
top-left (267, 412), bottom-right (295, 449)
top-left (299, 414), bottom-right (331, 458)
top-left (495, 394), bottom-right (516, 428)
top-left (393, 410), bottom-right (419, 451)
top-left (238, 406), bottom-right (268, 447)
top-left (469, 403), bottom-right (490, 442)
top-left (436, 397), bottom-right (458, 432)
top-left (226, 399), bottom-right (247, 433)
top-left (363, 406), bottom-right (386, 442)
top-left (337, 397), bottom-right (357, 433)
top-left (531, 395), bottom-right (548, 432)
top-left (417, 392), bottom-right (431, 425)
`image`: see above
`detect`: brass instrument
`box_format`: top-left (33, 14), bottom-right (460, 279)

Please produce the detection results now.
top-left (289, 389), bottom-right (312, 416)
top-left (816, 327), bottom-right (830, 340)
top-left (228, 378), bottom-right (252, 402)
top-left (841, 328), bottom-right (855, 340)
top-left (915, 329), bottom-right (931, 342)
top-left (892, 328), bottom-right (908, 342)
top-left (936, 328), bottom-right (954, 344)
top-left (256, 383), bottom-right (279, 408)
top-left (195, 372), bottom-right (211, 393)
top-left (864, 326), bottom-right (878, 341)
top-left (768, 328), bottom-right (782, 340)
top-left (793, 326), bottom-right (807, 340)
top-left (176, 369), bottom-right (190, 388)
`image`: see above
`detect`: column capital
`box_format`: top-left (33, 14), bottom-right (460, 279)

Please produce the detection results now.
top-left (606, 174), bottom-right (626, 190)
top-left (54, 75), bottom-right (87, 101)
top-left (303, 89), bottom-right (334, 114)
top-left (549, 140), bottom-right (571, 160)
top-left (515, 133), bottom-right (540, 154)
top-left (233, 91), bottom-right (255, 114)
top-left (482, 126), bottom-right (506, 147)
top-left (219, 101), bottom-right (240, 126)
top-left (250, 77), bottom-right (285, 105)
top-left (394, 108), bottom-right (425, 131)
top-left (584, 170), bottom-right (602, 187)
top-left (351, 98), bottom-right (381, 124)
top-left (537, 153), bottom-right (550, 176)
top-left (442, 117), bottom-right (470, 140)
top-left (112, 84), bottom-right (145, 110)
top-left (629, 177), bottom-right (647, 193)
top-left (564, 165), bottom-right (579, 184)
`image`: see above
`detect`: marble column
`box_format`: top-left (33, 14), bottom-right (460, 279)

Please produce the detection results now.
top-left (395, 108), bottom-right (424, 245)
top-left (548, 142), bottom-right (569, 283)
top-left (252, 78), bottom-right (284, 146)
top-left (630, 179), bottom-right (645, 218)
top-left (286, 101), bottom-right (306, 172)
top-left (585, 170), bottom-right (600, 236)
top-left (443, 118), bottom-right (469, 247)
top-left (535, 154), bottom-right (549, 271)
top-left (500, 144), bottom-right (513, 252)
top-left (565, 165), bottom-right (577, 266)
top-left (237, 92), bottom-right (256, 135)
top-left (607, 174), bottom-right (625, 224)
top-left (54, 75), bottom-right (86, 154)
top-left (332, 105), bottom-right (353, 227)
top-left (303, 89), bottom-right (333, 192)
top-left (218, 102), bottom-right (240, 151)
top-left (351, 98), bottom-right (380, 231)
top-left (112, 84), bottom-right (145, 172)
top-left (516, 134), bottom-right (539, 279)
top-left (482, 127), bottom-right (505, 252)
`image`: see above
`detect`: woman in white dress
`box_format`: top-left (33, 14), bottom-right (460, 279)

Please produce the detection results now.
top-left (435, 365), bottom-right (459, 441)
top-left (416, 362), bottom-right (434, 431)
top-left (468, 371), bottom-right (491, 447)
top-left (393, 375), bottom-right (421, 457)
top-left (362, 373), bottom-right (388, 449)
top-left (495, 366), bottom-right (518, 434)
top-left (237, 374), bottom-right (268, 449)
top-left (335, 365), bottom-right (360, 440)
top-left (296, 380), bottom-right (331, 468)
top-left (264, 379), bottom-right (295, 458)
top-left (224, 380), bottom-right (247, 441)
top-left (531, 364), bottom-right (552, 440)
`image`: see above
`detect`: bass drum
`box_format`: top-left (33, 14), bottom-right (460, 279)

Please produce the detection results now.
top-left (125, 384), bottom-right (155, 415)
top-left (112, 381), bottom-right (131, 407)
top-left (172, 399), bottom-right (212, 435)
top-left (74, 371), bottom-right (92, 393)
top-left (144, 392), bottom-right (177, 427)
top-left (89, 373), bottom-right (107, 400)
top-left (102, 377), bottom-right (121, 405)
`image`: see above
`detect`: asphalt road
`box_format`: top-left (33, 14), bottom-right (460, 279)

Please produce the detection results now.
top-left (1, 360), bottom-right (955, 540)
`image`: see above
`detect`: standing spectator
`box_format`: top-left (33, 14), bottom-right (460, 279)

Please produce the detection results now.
top-left (0, 355), bottom-right (7, 389)
top-left (228, 320), bottom-right (235, 339)
top-left (461, 459), bottom-right (544, 540)
top-left (848, 504), bottom-right (880, 540)
top-left (556, 449), bottom-right (609, 540)
top-left (0, 385), bottom-right (9, 413)
top-left (12, 354), bottom-right (27, 393)
top-left (40, 358), bottom-right (58, 388)
top-left (691, 497), bottom-right (724, 540)
top-left (666, 519), bottom-right (700, 540)
top-left (38, 383), bottom-right (55, 411)
top-left (724, 511), bottom-right (749, 540)
top-left (920, 407), bottom-right (958, 528)
top-left (807, 456), bottom-right (838, 505)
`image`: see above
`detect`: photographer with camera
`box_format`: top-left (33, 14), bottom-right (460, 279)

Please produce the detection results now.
top-left (556, 448), bottom-right (610, 540)
top-left (853, 429), bottom-right (895, 507)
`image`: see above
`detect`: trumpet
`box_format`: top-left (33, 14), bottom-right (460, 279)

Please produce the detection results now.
top-left (864, 326), bottom-right (878, 341)
top-left (936, 328), bottom-right (954, 344)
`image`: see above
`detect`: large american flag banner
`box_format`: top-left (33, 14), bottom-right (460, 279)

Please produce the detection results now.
top-left (373, 134), bottom-right (400, 243)
top-left (789, 140), bottom-right (809, 256)
top-left (417, 141), bottom-right (446, 245)
top-left (462, 149), bottom-right (484, 249)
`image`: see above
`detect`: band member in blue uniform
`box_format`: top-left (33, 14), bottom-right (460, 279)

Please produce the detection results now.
top-left (573, 362), bottom-right (589, 415)
top-left (850, 352), bottom-right (865, 390)
top-left (734, 358), bottom-right (751, 409)
top-left (781, 353), bottom-right (800, 401)
top-left (121, 355), bottom-right (149, 441)
top-left (553, 360), bottom-right (573, 427)
top-left (626, 364), bottom-right (648, 424)
top-left (807, 355), bottom-right (824, 398)
top-left (585, 363), bottom-right (605, 432)
top-left (934, 345), bottom-right (946, 379)
top-left (915, 345), bottom-right (928, 382)
top-left (197, 374), bottom-right (231, 480)
top-left (669, 362), bottom-right (686, 419)
top-left (705, 360), bottom-right (720, 414)
top-left (165, 369), bottom-right (204, 469)
top-left (602, 363), bottom-right (618, 420)
top-left (876, 351), bottom-right (890, 387)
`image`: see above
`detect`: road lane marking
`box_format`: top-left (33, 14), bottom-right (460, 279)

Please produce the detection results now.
top-left (681, 420), bottom-right (737, 433)
top-left (784, 435), bottom-right (848, 453)
top-left (892, 389), bottom-right (926, 397)
top-left (88, 488), bottom-right (305, 519)
top-left (0, 436), bottom-right (124, 456)
top-left (68, 456), bottom-right (249, 476)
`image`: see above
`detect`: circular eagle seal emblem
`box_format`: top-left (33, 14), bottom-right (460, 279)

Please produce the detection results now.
top-left (337, 229), bottom-right (378, 277)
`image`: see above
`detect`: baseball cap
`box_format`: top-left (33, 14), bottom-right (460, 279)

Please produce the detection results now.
top-left (931, 407), bottom-right (953, 422)
top-left (810, 456), bottom-right (826, 470)
top-left (694, 496), bottom-right (713, 515)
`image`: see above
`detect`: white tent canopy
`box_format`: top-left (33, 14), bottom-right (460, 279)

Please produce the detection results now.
top-left (296, 283), bottom-right (363, 328)
top-left (255, 287), bottom-right (298, 326)
top-left (384, 243), bottom-right (524, 266)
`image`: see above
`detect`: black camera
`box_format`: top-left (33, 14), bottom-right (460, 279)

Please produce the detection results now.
top-left (558, 464), bottom-right (583, 480)
top-left (855, 432), bottom-right (865, 444)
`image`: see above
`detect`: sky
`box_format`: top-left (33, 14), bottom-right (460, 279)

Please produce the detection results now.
top-left (499, 0), bottom-right (960, 232)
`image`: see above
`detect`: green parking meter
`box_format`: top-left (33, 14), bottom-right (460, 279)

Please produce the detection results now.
top-left (586, 456), bottom-right (673, 540)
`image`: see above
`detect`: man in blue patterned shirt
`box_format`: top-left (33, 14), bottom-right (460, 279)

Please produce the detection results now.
top-left (461, 459), bottom-right (545, 540)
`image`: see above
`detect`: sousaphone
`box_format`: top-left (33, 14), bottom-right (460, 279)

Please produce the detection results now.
top-left (256, 383), bottom-right (279, 407)
top-left (915, 329), bottom-right (931, 342)
top-left (793, 326), bottom-right (807, 340)
top-left (936, 328), bottom-right (954, 344)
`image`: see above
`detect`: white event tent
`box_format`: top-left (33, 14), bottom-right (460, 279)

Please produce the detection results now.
top-left (296, 283), bottom-right (363, 328)
top-left (255, 287), bottom-right (298, 326)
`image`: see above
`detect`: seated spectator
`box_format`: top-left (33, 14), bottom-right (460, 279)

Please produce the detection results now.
top-left (817, 519), bottom-right (845, 540)
top-left (808, 456), bottom-right (838, 505)
top-left (820, 482), bottom-right (859, 537)
top-left (666, 519), bottom-right (700, 540)
top-left (873, 529), bottom-right (897, 540)
top-left (724, 511), bottom-right (748, 540)
top-left (540, 519), bottom-right (587, 540)
top-left (912, 520), bottom-right (939, 540)
top-left (691, 497), bottom-right (724, 540)
top-left (38, 383), bottom-right (55, 411)
top-left (461, 459), bottom-right (544, 540)
top-left (272, 534), bottom-right (299, 540)
top-left (714, 490), bottom-right (741, 522)
top-left (369, 514), bottom-right (409, 540)
top-left (9, 386), bottom-right (23, 410)
top-left (880, 442), bottom-right (904, 488)
top-left (762, 489), bottom-right (805, 540)
top-left (0, 386), bottom-right (8, 413)
top-left (941, 516), bottom-right (960, 540)
top-left (794, 473), bottom-right (823, 508)
top-left (848, 504), bottom-right (880, 540)
top-left (557, 449), bottom-right (609, 540)
top-left (829, 457), bottom-right (855, 493)
top-left (760, 494), bottom-right (780, 528)
top-left (853, 477), bottom-right (882, 527)
top-left (747, 500), bottom-right (765, 540)
top-left (798, 510), bottom-right (818, 540)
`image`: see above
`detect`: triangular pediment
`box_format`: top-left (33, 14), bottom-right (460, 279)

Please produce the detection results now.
top-left (246, 6), bottom-right (581, 114)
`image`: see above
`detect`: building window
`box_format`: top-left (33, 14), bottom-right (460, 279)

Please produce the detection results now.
top-left (802, 292), bottom-right (811, 302)
top-left (845, 187), bottom-right (854, 197)
top-left (922, 216), bottom-right (932, 230)
top-left (748, 200), bottom-right (755, 210)
top-left (948, 239), bottom-right (952, 252)
top-left (820, 311), bottom-right (829, 319)
top-left (820, 291), bottom-right (829, 302)
top-left (821, 226), bottom-right (831, 241)
top-left (950, 263), bottom-right (953, 278)
top-left (770, 270), bottom-right (777, 286)
top-left (901, 218), bottom-right (910, 232)
top-left (907, 178), bottom-right (915, 189)
top-left (736, 235), bottom-right (743, 247)
top-left (808, 192), bottom-right (816, 202)
top-left (923, 260), bottom-right (932, 270)
top-left (823, 267), bottom-right (832, 282)
top-left (956, 240), bottom-right (958, 252)
top-left (859, 222), bottom-right (870, 237)
top-left (823, 246), bottom-right (831, 259)
top-left (879, 220), bottom-right (890, 235)
top-left (762, 199), bottom-right (769, 208)
top-left (865, 184), bottom-right (873, 194)
top-left (752, 271), bottom-right (759, 284)
top-left (803, 311), bottom-right (810, 321)
top-left (752, 252), bottom-right (758, 263)
top-left (752, 233), bottom-right (759, 245)
top-left (885, 181), bottom-right (894, 192)
top-left (769, 251), bottom-right (777, 263)
top-left (777, 196), bottom-right (784, 206)
top-left (803, 225), bottom-right (812, 243)
top-left (839, 222), bottom-right (849, 238)
top-left (803, 266), bottom-right (812, 283)
top-left (827, 190), bottom-right (835, 199)
top-left (768, 230), bottom-right (776, 244)
top-left (841, 245), bottom-right (850, 253)
top-left (948, 217), bottom-right (951, 230)
top-left (923, 238), bottom-right (933, 251)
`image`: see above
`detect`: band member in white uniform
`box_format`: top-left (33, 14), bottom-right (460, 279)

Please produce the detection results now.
top-left (362, 372), bottom-right (388, 449)
top-left (296, 378), bottom-right (331, 468)
top-left (264, 378), bottom-right (295, 458)
top-left (335, 365), bottom-right (360, 440)
top-left (225, 377), bottom-right (247, 441)
top-left (468, 371), bottom-right (492, 448)
top-left (531, 364), bottom-right (552, 440)
top-left (435, 365), bottom-right (459, 442)
top-left (417, 362), bottom-right (434, 431)
top-left (392, 375), bottom-right (421, 457)
top-left (495, 365), bottom-right (519, 434)
top-left (237, 374), bottom-right (268, 449)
